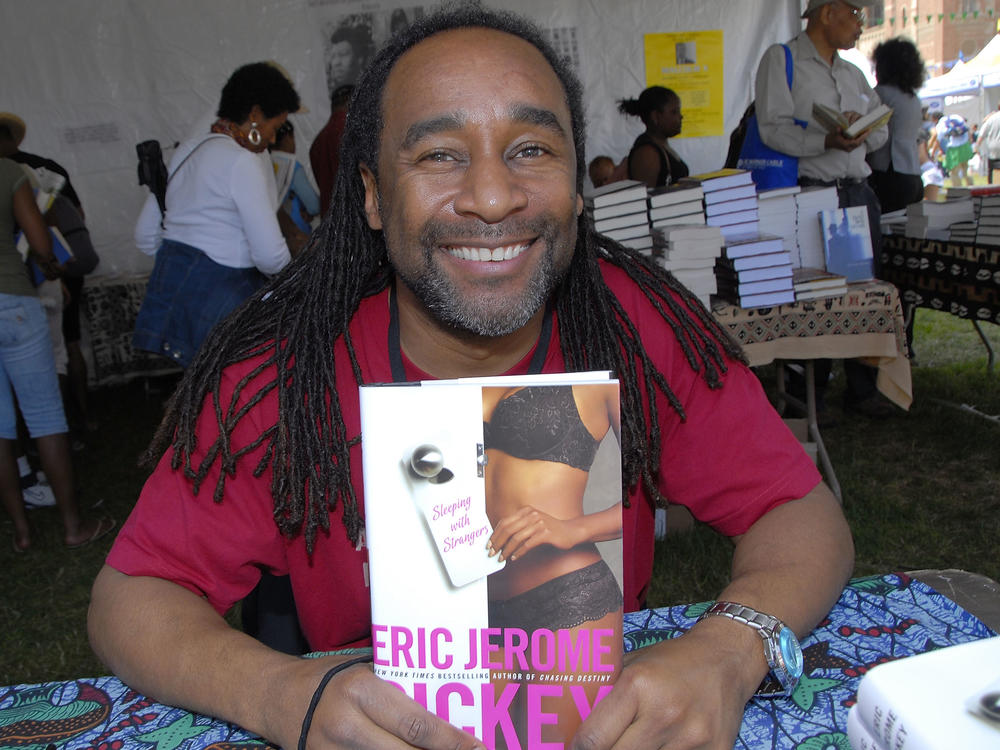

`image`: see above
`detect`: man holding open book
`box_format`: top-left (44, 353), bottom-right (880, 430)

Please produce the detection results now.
top-left (88, 5), bottom-right (854, 750)
top-left (754, 0), bottom-right (895, 418)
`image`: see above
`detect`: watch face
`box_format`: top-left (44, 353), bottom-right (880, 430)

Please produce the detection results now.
top-left (778, 626), bottom-right (804, 678)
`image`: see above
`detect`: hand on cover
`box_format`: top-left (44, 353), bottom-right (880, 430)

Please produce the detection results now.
top-left (298, 657), bottom-right (485, 750)
top-left (488, 506), bottom-right (581, 561)
top-left (569, 624), bottom-right (758, 750)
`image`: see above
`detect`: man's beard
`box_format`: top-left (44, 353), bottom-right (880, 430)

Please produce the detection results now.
top-left (393, 215), bottom-right (576, 338)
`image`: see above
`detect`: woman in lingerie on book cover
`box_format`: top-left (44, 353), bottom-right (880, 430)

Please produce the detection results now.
top-left (482, 383), bottom-right (624, 746)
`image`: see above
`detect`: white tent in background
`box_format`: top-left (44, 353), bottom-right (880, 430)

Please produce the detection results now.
top-left (839, 46), bottom-right (876, 87)
top-left (919, 34), bottom-right (1000, 99)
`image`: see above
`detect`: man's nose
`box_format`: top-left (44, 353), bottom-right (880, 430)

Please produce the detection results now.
top-left (453, 156), bottom-right (528, 223)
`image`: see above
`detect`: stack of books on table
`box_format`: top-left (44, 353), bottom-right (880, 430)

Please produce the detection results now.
top-left (714, 234), bottom-right (795, 308)
top-left (904, 197), bottom-right (975, 241)
top-left (846, 636), bottom-right (1000, 750)
top-left (795, 185), bottom-right (839, 269)
top-left (791, 266), bottom-right (848, 301)
top-left (973, 191), bottom-right (1000, 246)
top-left (679, 169), bottom-right (759, 239)
top-left (584, 179), bottom-right (652, 252)
top-left (879, 207), bottom-right (908, 236)
top-left (654, 225), bottom-right (724, 308)
top-left (647, 184), bottom-right (706, 232)
top-left (757, 185), bottom-right (801, 265)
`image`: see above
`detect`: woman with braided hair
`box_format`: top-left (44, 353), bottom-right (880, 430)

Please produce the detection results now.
top-left (90, 5), bottom-right (851, 750)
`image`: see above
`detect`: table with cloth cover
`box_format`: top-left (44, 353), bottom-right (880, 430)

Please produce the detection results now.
top-left (2, 573), bottom-right (995, 750)
top-left (881, 234), bottom-right (1000, 371)
top-left (711, 280), bottom-right (913, 499)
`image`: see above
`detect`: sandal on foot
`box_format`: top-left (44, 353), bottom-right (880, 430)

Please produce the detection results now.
top-left (65, 516), bottom-right (117, 550)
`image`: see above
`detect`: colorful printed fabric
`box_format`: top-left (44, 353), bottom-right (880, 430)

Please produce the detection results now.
top-left (1, 574), bottom-right (995, 750)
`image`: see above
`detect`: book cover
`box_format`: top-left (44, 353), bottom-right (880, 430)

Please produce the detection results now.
top-left (721, 235), bottom-right (783, 259)
top-left (361, 373), bottom-right (624, 750)
top-left (820, 207), bottom-right (874, 282)
top-left (853, 636), bottom-right (1000, 750)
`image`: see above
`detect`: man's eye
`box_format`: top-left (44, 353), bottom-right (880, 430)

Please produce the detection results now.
top-left (513, 144), bottom-right (548, 159)
top-left (421, 151), bottom-right (455, 163)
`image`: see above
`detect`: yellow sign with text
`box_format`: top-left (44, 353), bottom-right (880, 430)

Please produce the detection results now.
top-left (644, 30), bottom-right (725, 138)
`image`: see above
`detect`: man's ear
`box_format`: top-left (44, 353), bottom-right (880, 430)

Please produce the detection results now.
top-left (359, 163), bottom-right (383, 230)
top-left (576, 192), bottom-right (584, 217)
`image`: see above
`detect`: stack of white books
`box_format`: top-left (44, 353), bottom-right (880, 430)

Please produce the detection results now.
top-left (714, 234), bottom-right (795, 308)
top-left (879, 207), bottom-right (908, 236)
top-left (756, 185), bottom-right (801, 265)
top-left (905, 197), bottom-right (975, 241)
top-left (791, 266), bottom-right (848, 301)
top-left (653, 225), bottom-right (724, 308)
top-left (584, 179), bottom-right (652, 252)
top-left (974, 192), bottom-right (1000, 246)
top-left (647, 184), bottom-right (706, 231)
top-left (795, 186), bottom-right (839, 269)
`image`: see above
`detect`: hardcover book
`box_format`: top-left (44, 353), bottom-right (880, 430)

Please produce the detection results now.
top-left (819, 207), bottom-right (874, 282)
top-left (678, 168), bottom-right (754, 193)
top-left (812, 102), bottom-right (892, 138)
top-left (360, 372), bottom-right (625, 750)
top-left (850, 636), bottom-right (1000, 750)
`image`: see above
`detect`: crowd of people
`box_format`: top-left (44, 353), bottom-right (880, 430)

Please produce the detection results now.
top-left (0, 1), bottom-right (993, 747)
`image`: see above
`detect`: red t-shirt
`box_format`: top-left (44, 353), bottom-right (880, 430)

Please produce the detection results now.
top-left (108, 262), bottom-right (820, 650)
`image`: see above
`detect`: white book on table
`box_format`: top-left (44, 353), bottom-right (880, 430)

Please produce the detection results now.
top-left (853, 636), bottom-right (1000, 750)
top-left (720, 221), bottom-right (760, 239)
top-left (593, 210), bottom-right (649, 233)
top-left (707, 209), bottom-right (759, 227)
top-left (590, 198), bottom-right (649, 222)
top-left (649, 200), bottom-right (705, 222)
top-left (703, 183), bottom-right (758, 205)
top-left (704, 197), bottom-right (759, 217)
top-left (601, 223), bottom-right (651, 241)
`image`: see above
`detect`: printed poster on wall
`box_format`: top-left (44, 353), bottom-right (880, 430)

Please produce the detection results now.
top-left (643, 30), bottom-right (725, 138)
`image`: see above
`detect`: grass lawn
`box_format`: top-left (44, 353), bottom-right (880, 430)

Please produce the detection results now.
top-left (2, 309), bottom-right (998, 686)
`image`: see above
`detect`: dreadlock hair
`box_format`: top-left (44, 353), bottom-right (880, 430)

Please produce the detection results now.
top-left (145, 0), bottom-right (745, 555)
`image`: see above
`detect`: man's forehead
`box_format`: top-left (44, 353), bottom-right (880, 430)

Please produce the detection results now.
top-left (382, 27), bottom-right (570, 127)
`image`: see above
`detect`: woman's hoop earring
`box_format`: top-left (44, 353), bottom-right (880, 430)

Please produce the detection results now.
top-left (248, 122), bottom-right (262, 146)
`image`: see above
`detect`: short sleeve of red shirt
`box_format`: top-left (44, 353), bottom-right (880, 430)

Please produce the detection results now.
top-left (106, 358), bottom-right (287, 616)
top-left (604, 263), bottom-right (821, 537)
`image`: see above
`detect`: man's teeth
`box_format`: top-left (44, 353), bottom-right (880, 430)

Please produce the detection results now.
top-left (447, 243), bottom-right (529, 261)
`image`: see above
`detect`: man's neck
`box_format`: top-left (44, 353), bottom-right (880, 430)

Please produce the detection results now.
top-left (805, 24), bottom-right (837, 66)
top-left (395, 281), bottom-right (548, 380)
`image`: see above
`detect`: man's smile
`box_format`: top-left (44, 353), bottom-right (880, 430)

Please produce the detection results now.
top-left (445, 241), bottom-right (532, 262)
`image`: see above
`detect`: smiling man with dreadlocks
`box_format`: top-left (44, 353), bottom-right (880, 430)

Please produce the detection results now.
top-left (90, 4), bottom-right (853, 749)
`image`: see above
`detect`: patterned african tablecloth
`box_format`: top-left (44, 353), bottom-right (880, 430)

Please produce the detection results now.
top-left (881, 234), bottom-right (1000, 325)
top-left (712, 280), bottom-right (912, 410)
top-left (2, 573), bottom-right (995, 750)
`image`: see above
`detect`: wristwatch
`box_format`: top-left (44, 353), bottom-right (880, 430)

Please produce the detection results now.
top-left (698, 601), bottom-right (803, 697)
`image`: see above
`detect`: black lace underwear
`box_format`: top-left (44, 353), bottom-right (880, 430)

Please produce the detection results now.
top-left (488, 560), bottom-right (623, 631)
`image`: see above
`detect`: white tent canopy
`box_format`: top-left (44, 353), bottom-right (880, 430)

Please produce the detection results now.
top-left (919, 34), bottom-right (1000, 99)
top-left (3, 0), bottom-right (803, 277)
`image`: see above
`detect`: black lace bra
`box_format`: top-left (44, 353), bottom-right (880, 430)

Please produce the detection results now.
top-left (483, 386), bottom-right (600, 471)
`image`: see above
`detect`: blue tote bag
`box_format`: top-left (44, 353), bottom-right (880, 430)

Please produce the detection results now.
top-left (737, 45), bottom-right (807, 190)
